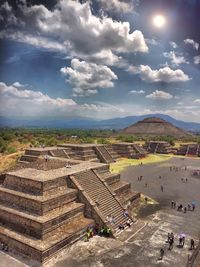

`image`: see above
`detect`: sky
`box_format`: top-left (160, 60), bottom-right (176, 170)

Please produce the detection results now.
top-left (0, 0), bottom-right (200, 122)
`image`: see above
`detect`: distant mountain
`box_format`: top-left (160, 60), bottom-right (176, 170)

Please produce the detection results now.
top-left (121, 117), bottom-right (192, 137)
top-left (0, 114), bottom-right (200, 132)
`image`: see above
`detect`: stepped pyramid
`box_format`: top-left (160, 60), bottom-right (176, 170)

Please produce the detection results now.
top-left (0, 157), bottom-right (138, 264)
top-left (121, 117), bottom-right (191, 137)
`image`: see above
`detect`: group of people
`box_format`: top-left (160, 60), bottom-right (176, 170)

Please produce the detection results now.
top-left (159, 234), bottom-right (196, 260)
top-left (171, 200), bottom-right (196, 212)
top-left (137, 175), bottom-right (143, 181)
top-left (169, 165), bottom-right (187, 172)
top-left (84, 224), bottom-right (112, 241)
top-left (106, 210), bottom-right (132, 230)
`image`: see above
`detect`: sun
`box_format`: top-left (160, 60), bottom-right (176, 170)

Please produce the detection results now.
top-left (153, 15), bottom-right (166, 28)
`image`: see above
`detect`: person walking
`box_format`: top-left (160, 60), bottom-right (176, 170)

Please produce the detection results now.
top-left (169, 237), bottom-right (174, 250)
top-left (159, 248), bottom-right (164, 260)
top-left (161, 185), bottom-right (164, 192)
top-left (190, 239), bottom-right (195, 250)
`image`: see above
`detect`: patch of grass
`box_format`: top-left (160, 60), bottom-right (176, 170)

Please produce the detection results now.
top-left (110, 154), bottom-right (173, 173)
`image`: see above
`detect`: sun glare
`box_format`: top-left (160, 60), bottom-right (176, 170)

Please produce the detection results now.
top-left (153, 15), bottom-right (166, 28)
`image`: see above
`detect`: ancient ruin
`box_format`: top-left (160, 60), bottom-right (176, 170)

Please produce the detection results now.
top-left (121, 117), bottom-right (192, 137)
top-left (0, 143), bottom-right (142, 264)
top-left (145, 141), bottom-right (175, 154)
top-left (176, 143), bottom-right (200, 157)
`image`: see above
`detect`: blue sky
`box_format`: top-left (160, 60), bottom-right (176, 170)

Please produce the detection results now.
top-left (0, 0), bottom-right (200, 122)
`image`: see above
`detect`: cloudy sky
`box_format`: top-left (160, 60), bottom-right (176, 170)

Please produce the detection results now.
top-left (0, 0), bottom-right (200, 122)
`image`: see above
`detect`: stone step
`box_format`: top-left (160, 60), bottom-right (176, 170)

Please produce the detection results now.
top-left (110, 181), bottom-right (131, 195)
top-left (0, 217), bottom-right (94, 262)
top-left (0, 186), bottom-right (77, 215)
top-left (3, 174), bottom-right (67, 196)
top-left (0, 202), bottom-right (84, 239)
top-left (100, 172), bottom-right (120, 185)
top-left (119, 191), bottom-right (141, 206)
top-left (20, 155), bottom-right (39, 162)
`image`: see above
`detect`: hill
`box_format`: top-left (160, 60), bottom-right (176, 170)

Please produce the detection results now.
top-left (0, 114), bottom-right (200, 132)
top-left (121, 117), bottom-right (192, 137)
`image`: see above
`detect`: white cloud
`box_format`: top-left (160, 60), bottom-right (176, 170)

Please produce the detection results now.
top-left (0, 82), bottom-right (126, 119)
top-left (60, 59), bottom-right (118, 96)
top-left (193, 99), bottom-right (200, 104)
top-left (146, 90), bottom-right (173, 100)
top-left (12, 82), bottom-right (24, 87)
top-left (170, 41), bottom-right (178, 49)
top-left (97, 0), bottom-right (134, 14)
top-left (184, 39), bottom-right (199, 50)
top-left (194, 55), bottom-right (200, 64)
top-left (163, 51), bottom-right (188, 66)
top-left (0, 0), bottom-right (148, 62)
top-left (138, 65), bottom-right (190, 83)
top-left (129, 90), bottom-right (145, 95)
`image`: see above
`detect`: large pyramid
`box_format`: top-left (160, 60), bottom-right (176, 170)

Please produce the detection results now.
top-left (121, 117), bottom-right (191, 137)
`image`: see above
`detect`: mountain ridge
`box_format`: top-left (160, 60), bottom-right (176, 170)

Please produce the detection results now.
top-left (0, 114), bottom-right (200, 131)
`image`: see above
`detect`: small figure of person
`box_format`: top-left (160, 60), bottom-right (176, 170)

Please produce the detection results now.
top-left (145, 196), bottom-right (148, 204)
top-left (167, 233), bottom-right (171, 243)
top-left (118, 224), bottom-right (125, 230)
top-left (161, 185), bottom-right (164, 192)
top-left (182, 236), bottom-right (185, 247)
top-left (159, 248), bottom-right (164, 260)
top-left (145, 183), bottom-right (147, 187)
top-left (179, 236), bottom-right (183, 246)
top-left (169, 237), bottom-right (174, 250)
top-left (188, 204), bottom-right (191, 211)
top-left (192, 203), bottom-right (196, 211)
top-left (184, 207), bottom-right (187, 213)
top-left (123, 210), bottom-right (129, 218)
top-left (190, 239), bottom-right (195, 250)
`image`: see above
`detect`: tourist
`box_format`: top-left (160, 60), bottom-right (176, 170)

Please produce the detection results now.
top-left (159, 248), bottom-right (164, 260)
top-left (167, 233), bottom-right (171, 243)
top-left (171, 200), bottom-right (174, 208)
top-left (161, 185), bottom-right (164, 192)
top-left (184, 207), bottom-right (187, 213)
top-left (188, 204), bottom-right (191, 211)
top-left (168, 236), bottom-right (174, 250)
top-left (179, 236), bottom-right (183, 246)
top-left (126, 219), bottom-right (132, 228)
top-left (177, 204), bottom-right (183, 211)
top-left (123, 210), bottom-right (129, 218)
top-left (186, 178), bottom-right (188, 183)
top-left (111, 216), bottom-right (116, 224)
top-left (182, 236), bottom-right (185, 247)
top-left (118, 224), bottom-right (125, 230)
top-left (192, 203), bottom-right (196, 211)
top-left (190, 239), bottom-right (195, 250)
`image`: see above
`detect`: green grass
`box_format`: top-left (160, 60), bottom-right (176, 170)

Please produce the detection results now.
top-left (110, 154), bottom-right (173, 173)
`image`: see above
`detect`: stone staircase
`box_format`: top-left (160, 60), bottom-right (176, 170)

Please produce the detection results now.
top-left (49, 148), bottom-right (69, 159)
top-left (0, 170), bottom-right (94, 263)
top-left (95, 146), bottom-right (115, 163)
top-left (71, 170), bottom-right (134, 236)
top-left (97, 170), bottom-right (140, 207)
top-left (187, 144), bottom-right (198, 157)
top-left (19, 149), bottom-right (41, 163)
top-left (104, 145), bottom-right (120, 160)
top-left (132, 144), bottom-right (147, 156)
